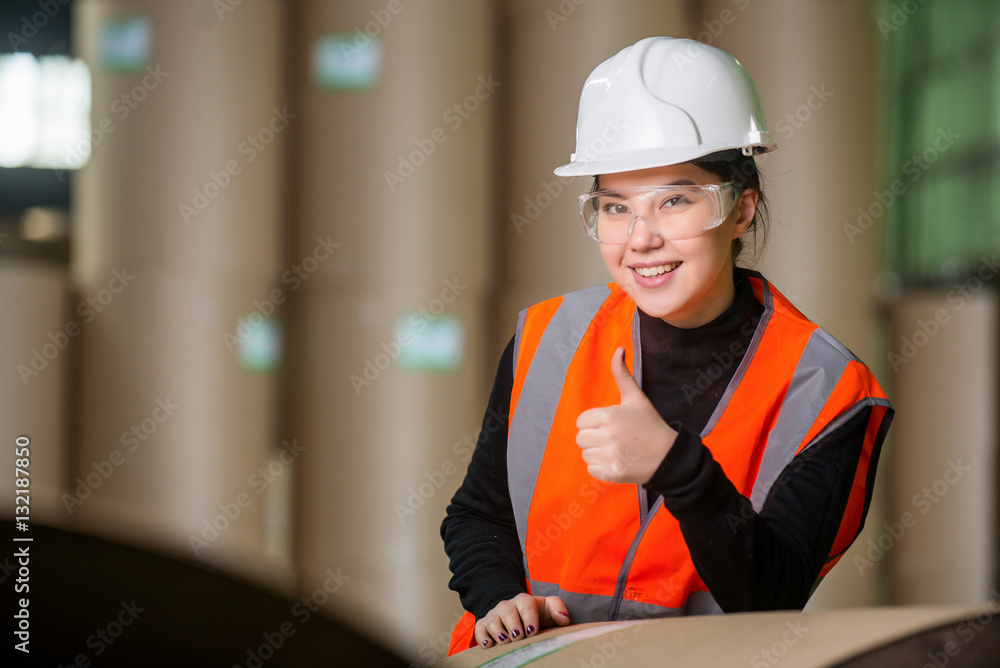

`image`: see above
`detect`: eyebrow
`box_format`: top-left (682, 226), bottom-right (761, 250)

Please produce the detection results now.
top-left (601, 179), bottom-right (697, 197)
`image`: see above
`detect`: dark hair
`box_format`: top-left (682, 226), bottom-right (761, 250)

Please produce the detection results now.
top-left (591, 149), bottom-right (770, 266)
top-left (690, 149), bottom-right (769, 266)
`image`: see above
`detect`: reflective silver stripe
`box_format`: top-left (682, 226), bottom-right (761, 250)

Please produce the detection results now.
top-left (702, 273), bottom-right (772, 437)
top-left (684, 591), bottom-right (723, 615)
top-left (749, 327), bottom-right (851, 511)
top-left (530, 579), bottom-right (708, 622)
top-left (618, 590), bottom-right (721, 620)
top-left (513, 308), bottom-right (526, 374)
top-left (529, 580), bottom-right (615, 623)
top-left (508, 285), bottom-right (613, 571)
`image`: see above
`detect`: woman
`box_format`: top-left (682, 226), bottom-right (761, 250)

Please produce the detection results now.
top-left (441, 37), bottom-right (893, 654)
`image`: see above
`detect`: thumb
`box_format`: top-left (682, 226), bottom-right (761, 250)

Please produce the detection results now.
top-left (536, 595), bottom-right (571, 628)
top-left (611, 347), bottom-right (643, 403)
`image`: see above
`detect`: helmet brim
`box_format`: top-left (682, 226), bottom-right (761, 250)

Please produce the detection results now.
top-left (554, 138), bottom-right (777, 177)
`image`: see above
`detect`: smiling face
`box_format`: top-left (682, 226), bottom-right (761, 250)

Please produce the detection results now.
top-left (597, 162), bottom-right (758, 328)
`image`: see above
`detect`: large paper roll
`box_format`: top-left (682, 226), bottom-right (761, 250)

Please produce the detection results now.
top-left (71, 0), bottom-right (288, 585)
top-left (0, 250), bottom-right (69, 524)
top-left (289, 1), bottom-right (494, 658)
top-left (888, 289), bottom-right (997, 605)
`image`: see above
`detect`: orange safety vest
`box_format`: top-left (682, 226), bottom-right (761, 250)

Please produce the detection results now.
top-left (448, 271), bottom-right (892, 655)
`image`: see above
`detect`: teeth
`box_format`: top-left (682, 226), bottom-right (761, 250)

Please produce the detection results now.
top-left (634, 262), bottom-right (680, 277)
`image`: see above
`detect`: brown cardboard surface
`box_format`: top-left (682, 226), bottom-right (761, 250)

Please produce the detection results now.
top-left (436, 606), bottom-right (987, 667)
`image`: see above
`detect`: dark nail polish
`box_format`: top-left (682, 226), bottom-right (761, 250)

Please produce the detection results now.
top-left (498, 633), bottom-right (508, 642)
top-left (512, 629), bottom-right (521, 638)
top-left (527, 625), bottom-right (536, 634)
top-left (482, 639), bottom-right (490, 647)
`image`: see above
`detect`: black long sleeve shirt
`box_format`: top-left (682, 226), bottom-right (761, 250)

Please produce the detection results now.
top-left (441, 275), bottom-right (877, 619)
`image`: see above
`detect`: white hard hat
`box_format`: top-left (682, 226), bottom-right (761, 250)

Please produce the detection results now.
top-left (555, 37), bottom-right (777, 177)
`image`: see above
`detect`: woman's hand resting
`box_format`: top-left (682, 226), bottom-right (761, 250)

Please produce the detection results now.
top-left (475, 593), bottom-right (571, 648)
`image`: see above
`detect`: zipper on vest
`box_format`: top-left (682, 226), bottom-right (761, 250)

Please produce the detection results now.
top-left (637, 486), bottom-right (648, 525)
top-left (607, 494), bottom-right (663, 621)
top-left (606, 307), bottom-right (651, 621)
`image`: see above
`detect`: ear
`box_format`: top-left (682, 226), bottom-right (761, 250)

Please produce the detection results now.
top-left (731, 189), bottom-right (759, 239)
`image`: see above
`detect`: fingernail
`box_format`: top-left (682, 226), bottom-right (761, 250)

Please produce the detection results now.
top-left (558, 612), bottom-right (569, 617)
top-left (526, 625), bottom-right (536, 634)
top-left (498, 633), bottom-right (508, 642)
top-left (512, 629), bottom-right (521, 638)
top-left (482, 639), bottom-right (490, 647)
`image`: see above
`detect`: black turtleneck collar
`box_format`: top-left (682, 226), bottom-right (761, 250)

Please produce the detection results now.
top-left (637, 269), bottom-right (764, 433)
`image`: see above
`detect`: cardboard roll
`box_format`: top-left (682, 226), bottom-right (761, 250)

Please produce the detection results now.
top-left (887, 289), bottom-right (998, 604)
top-left (437, 606), bottom-right (1000, 667)
top-left (71, 267), bottom-right (283, 578)
top-left (0, 253), bottom-right (69, 524)
top-left (292, 0), bottom-right (494, 291)
top-left (72, 0), bottom-right (286, 278)
top-left (287, 285), bottom-right (489, 658)
top-left (3, 519), bottom-right (408, 667)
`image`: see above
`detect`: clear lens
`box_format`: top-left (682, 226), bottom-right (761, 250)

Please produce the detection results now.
top-left (579, 183), bottom-right (740, 243)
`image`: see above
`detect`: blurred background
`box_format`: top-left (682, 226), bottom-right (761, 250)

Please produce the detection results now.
top-left (1, 0), bottom-right (998, 665)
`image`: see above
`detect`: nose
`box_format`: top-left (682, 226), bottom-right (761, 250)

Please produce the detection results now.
top-left (627, 214), bottom-right (663, 250)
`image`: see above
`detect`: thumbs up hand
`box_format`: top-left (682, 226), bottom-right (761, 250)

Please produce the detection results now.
top-left (575, 347), bottom-right (677, 485)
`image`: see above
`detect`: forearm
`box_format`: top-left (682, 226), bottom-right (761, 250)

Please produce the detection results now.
top-left (441, 337), bottom-right (526, 619)
top-left (441, 508), bottom-right (527, 618)
top-left (648, 407), bottom-right (875, 611)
